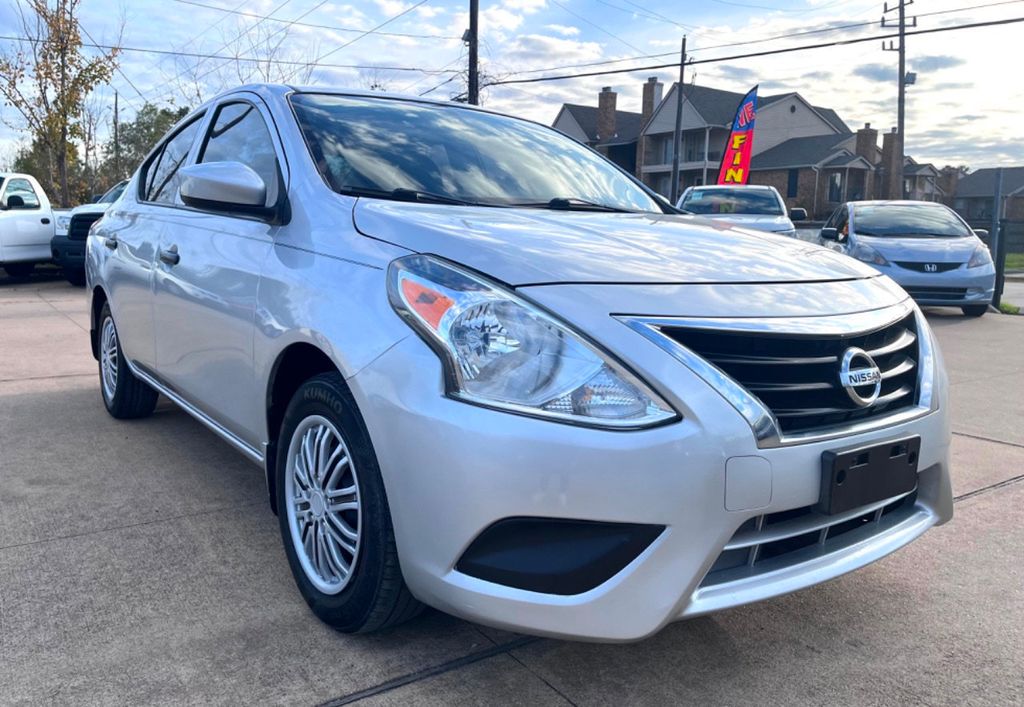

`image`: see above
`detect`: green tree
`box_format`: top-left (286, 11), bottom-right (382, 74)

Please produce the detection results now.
top-left (0, 0), bottom-right (119, 206)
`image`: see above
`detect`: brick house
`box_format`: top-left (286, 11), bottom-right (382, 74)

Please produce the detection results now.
top-left (551, 79), bottom-right (924, 218)
top-left (953, 167), bottom-right (1024, 222)
top-left (551, 91), bottom-right (644, 174)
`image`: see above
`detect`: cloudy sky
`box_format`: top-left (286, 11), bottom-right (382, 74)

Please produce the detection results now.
top-left (0, 0), bottom-right (1021, 168)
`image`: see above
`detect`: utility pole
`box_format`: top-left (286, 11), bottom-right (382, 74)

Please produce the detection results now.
top-left (113, 90), bottom-right (120, 179)
top-left (467, 0), bottom-right (479, 105)
top-left (992, 167), bottom-right (1005, 309)
top-left (669, 35), bottom-right (687, 205)
top-left (882, 0), bottom-right (915, 199)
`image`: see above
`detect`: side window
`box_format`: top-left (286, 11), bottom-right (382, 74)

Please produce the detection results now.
top-left (199, 102), bottom-right (280, 206)
top-left (836, 205), bottom-right (850, 237)
top-left (4, 178), bottom-right (40, 208)
top-left (824, 207), bottom-right (842, 229)
top-left (144, 115), bottom-right (205, 205)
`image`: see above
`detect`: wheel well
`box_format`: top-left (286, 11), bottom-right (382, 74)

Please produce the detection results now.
top-left (264, 342), bottom-right (338, 514)
top-left (90, 287), bottom-right (108, 360)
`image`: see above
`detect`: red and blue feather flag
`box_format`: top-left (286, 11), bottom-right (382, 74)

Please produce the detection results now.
top-left (716, 85), bottom-right (758, 185)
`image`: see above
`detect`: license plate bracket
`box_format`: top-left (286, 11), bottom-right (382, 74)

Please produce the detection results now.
top-left (818, 436), bottom-right (920, 515)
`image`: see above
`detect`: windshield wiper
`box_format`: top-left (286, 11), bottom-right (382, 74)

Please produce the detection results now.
top-left (339, 186), bottom-right (488, 207)
top-left (512, 197), bottom-right (635, 213)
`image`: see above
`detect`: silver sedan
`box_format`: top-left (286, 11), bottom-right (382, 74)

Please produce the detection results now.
top-left (86, 85), bottom-right (952, 641)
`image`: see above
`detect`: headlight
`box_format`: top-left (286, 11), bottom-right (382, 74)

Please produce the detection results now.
top-left (967, 243), bottom-right (992, 268)
top-left (849, 241), bottom-right (889, 266)
top-left (388, 254), bottom-right (678, 428)
top-left (56, 215), bottom-right (71, 233)
top-left (774, 229), bottom-right (796, 238)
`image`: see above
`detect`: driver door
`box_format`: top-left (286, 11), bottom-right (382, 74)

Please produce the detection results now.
top-left (0, 177), bottom-right (52, 263)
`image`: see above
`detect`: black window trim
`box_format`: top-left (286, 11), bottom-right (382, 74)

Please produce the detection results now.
top-left (194, 96), bottom-right (289, 222)
top-left (137, 110), bottom-right (209, 207)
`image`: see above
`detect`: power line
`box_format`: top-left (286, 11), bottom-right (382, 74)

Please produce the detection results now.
top-left (0, 34), bottom-right (460, 74)
top-left (488, 15), bottom-right (1024, 86)
top-left (76, 23), bottom-right (144, 107)
top-left (171, 0), bottom-right (461, 40)
top-left (282, 0), bottom-right (430, 82)
top-left (548, 0), bottom-right (645, 53)
top-left (505, 0), bottom-right (1024, 78)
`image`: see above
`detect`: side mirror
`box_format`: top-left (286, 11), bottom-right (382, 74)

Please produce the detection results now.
top-left (179, 161), bottom-right (269, 216)
top-left (973, 228), bottom-right (989, 240)
top-left (820, 227), bottom-right (839, 241)
top-left (789, 207), bottom-right (807, 222)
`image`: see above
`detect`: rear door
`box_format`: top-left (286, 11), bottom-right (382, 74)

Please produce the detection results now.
top-left (0, 177), bottom-right (52, 263)
top-left (152, 96), bottom-right (285, 448)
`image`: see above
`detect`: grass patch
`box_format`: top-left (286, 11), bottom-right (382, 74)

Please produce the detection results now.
top-left (999, 301), bottom-right (1020, 315)
top-left (1005, 253), bottom-right (1024, 271)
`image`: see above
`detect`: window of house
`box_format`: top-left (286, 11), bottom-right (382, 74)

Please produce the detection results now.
top-left (2, 178), bottom-right (40, 208)
top-left (786, 169), bottom-right (799, 198)
top-left (143, 114), bottom-right (205, 205)
top-left (199, 102), bottom-right (280, 206)
top-left (827, 172), bottom-right (843, 202)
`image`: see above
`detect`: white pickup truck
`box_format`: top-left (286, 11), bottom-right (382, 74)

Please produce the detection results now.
top-left (0, 172), bottom-right (66, 278)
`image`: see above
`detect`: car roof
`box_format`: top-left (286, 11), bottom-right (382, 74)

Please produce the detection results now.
top-left (688, 184), bottom-right (775, 191)
top-left (848, 200), bottom-right (948, 207)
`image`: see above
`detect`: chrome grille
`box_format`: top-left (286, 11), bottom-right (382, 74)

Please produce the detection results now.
top-left (700, 490), bottom-right (918, 588)
top-left (658, 313), bottom-right (920, 435)
top-left (68, 213), bottom-right (102, 241)
top-left (894, 261), bottom-right (961, 273)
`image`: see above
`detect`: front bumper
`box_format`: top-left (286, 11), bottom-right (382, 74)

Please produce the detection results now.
top-left (349, 320), bottom-right (953, 642)
top-left (50, 234), bottom-right (86, 271)
top-left (882, 263), bottom-right (995, 306)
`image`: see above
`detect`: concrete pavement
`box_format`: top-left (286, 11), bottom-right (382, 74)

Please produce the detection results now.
top-left (0, 276), bottom-right (1021, 706)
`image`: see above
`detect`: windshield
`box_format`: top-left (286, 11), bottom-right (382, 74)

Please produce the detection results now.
top-left (289, 94), bottom-right (663, 213)
top-left (680, 188), bottom-right (783, 216)
top-left (98, 182), bottom-right (126, 204)
top-left (853, 203), bottom-right (971, 238)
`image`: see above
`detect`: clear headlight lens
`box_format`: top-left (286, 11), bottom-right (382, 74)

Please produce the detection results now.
top-left (55, 214), bottom-right (71, 233)
top-left (388, 254), bottom-right (677, 428)
top-left (849, 241), bottom-right (889, 266)
top-left (967, 244), bottom-right (992, 268)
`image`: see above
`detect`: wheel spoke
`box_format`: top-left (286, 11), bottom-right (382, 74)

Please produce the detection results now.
top-left (325, 514), bottom-right (359, 548)
top-left (285, 417), bottom-right (361, 595)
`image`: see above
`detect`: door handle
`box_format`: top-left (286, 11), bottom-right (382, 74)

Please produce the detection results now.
top-left (41, 218), bottom-right (50, 225)
top-left (104, 236), bottom-right (118, 250)
top-left (159, 245), bottom-right (180, 266)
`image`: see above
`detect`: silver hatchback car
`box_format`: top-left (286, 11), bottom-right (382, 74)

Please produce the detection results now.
top-left (86, 85), bottom-right (952, 641)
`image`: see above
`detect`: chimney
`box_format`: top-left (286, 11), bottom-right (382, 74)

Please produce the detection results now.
top-left (597, 86), bottom-right (617, 141)
top-left (880, 127), bottom-right (901, 199)
top-left (855, 122), bottom-right (877, 162)
top-left (641, 76), bottom-right (663, 124)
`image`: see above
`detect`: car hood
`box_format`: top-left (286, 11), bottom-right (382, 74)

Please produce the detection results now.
top-left (859, 234), bottom-right (979, 262)
top-left (696, 213), bottom-right (794, 232)
top-left (68, 203), bottom-right (111, 217)
top-left (353, 201), bottom-right (877, 286)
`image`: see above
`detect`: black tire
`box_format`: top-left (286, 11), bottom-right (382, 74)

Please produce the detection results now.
top-left (65, 269), bottom-right (86, 287)
top-left (98, 303), bottom-right (158, 419)
top-left (962, 304), bottom-right (988, 317)
top-left (275, 372), bottom-right (422, 633)
top-left (3, 262), bottom-right (34, 278)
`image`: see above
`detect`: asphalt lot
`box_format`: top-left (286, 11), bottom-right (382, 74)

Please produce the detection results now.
top-left (1, 273), bottom-right (1022, 706)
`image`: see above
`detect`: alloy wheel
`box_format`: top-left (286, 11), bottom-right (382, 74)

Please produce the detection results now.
top-left (100, 317), bottom-right (119, 403)
top-left (285, 415), bottom-right (362, 595)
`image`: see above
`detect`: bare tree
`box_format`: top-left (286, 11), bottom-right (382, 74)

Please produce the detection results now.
top-left (164, 19), bottom-right (318, 106)
top-left (0, 0), bottom-right (119, 206)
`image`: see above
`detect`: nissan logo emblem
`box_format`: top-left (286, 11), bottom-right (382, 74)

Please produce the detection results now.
top-left (839, 347), bottom-right (882, 407)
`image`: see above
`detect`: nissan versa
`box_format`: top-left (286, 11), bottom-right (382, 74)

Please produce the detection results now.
top-left (85, 85), bottom-right (953, 641)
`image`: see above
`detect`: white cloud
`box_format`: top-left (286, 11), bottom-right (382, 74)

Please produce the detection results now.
top-left (545, 24), bottom-right (579, 36)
